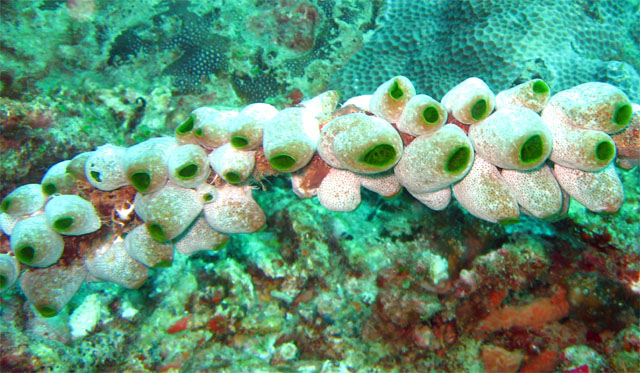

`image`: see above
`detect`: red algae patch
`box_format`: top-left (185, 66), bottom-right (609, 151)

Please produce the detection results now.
top-left (477, 287), bottom-right (569, 333)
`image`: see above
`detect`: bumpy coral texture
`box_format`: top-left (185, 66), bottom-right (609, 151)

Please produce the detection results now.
top-left (330, 0), bottom-right (640, 101)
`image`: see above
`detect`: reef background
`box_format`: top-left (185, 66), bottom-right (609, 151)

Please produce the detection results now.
top-left (1, 0), bottom-right (639, 372)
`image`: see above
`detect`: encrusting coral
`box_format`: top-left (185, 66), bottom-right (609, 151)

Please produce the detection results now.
top-left (0, 75), bottom-right (636, 319)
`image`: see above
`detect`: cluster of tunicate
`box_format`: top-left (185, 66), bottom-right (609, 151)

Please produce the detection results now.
top-left (320, 76), bottom-right (632, 225)
top-left (0, 75), bottom-right (635, 318)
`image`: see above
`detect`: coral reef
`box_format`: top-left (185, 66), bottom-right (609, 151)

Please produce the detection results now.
top-left (1, 72), bottom-right (639, 371)
top-left (0, 1), bottom-right (639, 371)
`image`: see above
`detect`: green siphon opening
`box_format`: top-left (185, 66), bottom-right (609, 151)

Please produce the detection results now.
top-left (90, 171), bottom-right (102, 182)
top-left (444, 146), bottom-right (472, 174)
top-left (130, 171), bottom-right (151, 192)
top-left (194, 128), bottom-right (204, 137)
top-left (147, 222), bottom-right (167, 242)
top-left (360, 143), bottom-right (396, 168)
top-left (470, 98), bottom-right (488, 121)
top-left (36, 305), bottom-right (58, 318)
top-left (53, 216), bottom-right (74, 232)
top-left (176, 115), bottom-right (195, 135)
top-left (519, 134), bottom-right (544, 164)
top-left (203, 193), bottom-right (214, 202)
top-left (178, 163), bottom-right (198, 179)
top-left (17, 245), bottom-right (35, 264)
top-left (230, 135), bottom-right (250, 149)
top-left (0, 198), bottom-right (11, 213)
top-left (388, 80), bottom-right (404, 100)
top-left (225, 172), bottom-right (243, 184)
top-left (499, 217), bottom-right (520, 226)
top-left (595, 140), bottom-right (615, 162)
top-left (154, 259), bottom-right (172, 268)
top-left (613, 103), bottom-right (632, 127)
top-left (0, 274), bottom-right (8, 289)
top-left (42, 183), bottom-right (57, 196)
top-left (532, 80), bottom-right (549, 95)
top-left (422, 106), bottom-right (440, 124)
top-left (269, 154), bottom-right (297, 171)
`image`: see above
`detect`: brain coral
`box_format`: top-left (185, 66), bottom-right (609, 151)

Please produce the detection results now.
top-left (330, 0), bottom-right (640, 101)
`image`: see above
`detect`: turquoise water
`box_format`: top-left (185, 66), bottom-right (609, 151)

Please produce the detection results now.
top-left (0, 1), bottom-right (639, 371)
